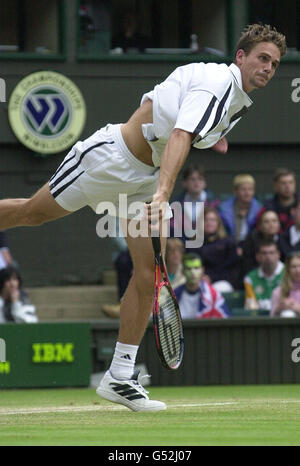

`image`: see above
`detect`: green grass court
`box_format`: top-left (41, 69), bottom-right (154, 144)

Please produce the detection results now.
top-left (0, 384), bottom-right (300, 446)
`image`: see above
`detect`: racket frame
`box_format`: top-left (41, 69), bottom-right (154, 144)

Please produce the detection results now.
top-left (152, 236), bottom-right (184, 370)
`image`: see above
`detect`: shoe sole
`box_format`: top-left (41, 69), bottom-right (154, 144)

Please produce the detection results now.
top-left (96, 387), bottom-right (167, 412)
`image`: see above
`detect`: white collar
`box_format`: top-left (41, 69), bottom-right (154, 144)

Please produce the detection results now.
top-left (228, 63), bottom-right (253, 106)
top-left (258, 261), bottom-right (284, 279)
top-left (229, 63), bottom-right (243, 88)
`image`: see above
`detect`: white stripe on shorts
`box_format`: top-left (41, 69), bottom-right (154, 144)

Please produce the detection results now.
top-left (50, 141), bottom-right (113, 200)
top-left (50, 149), bottom-right (76, 183)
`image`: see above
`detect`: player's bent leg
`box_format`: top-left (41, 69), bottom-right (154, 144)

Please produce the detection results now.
top-left (96, 221), bottom-right (167, 412)
top-left (118, 230), bottom-right (166, 346)
top-left (0, 183), bottom-right (71, 230)
top-left (23, 183), bottom-right (72, 225)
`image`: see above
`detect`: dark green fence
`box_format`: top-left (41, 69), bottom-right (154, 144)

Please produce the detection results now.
top-left (1, 319), bottom-right (299, 388)
top-left (92, 318), bottom-right (300, 386)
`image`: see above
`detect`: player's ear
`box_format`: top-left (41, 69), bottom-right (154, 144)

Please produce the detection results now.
top-left (235, 49), bottom-right (246, 66)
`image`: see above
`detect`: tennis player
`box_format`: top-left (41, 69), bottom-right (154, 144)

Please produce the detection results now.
top-left (0, 24), bottom-right (286, 411)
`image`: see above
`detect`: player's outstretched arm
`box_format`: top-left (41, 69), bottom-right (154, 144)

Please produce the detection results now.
top-left (155, 128), bottom-right (192, 202)
top-left (146, 128), bottom-right (192, 226)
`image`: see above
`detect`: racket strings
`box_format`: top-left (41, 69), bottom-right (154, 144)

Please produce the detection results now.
top-left (158, 288), bottom-right (182, 367)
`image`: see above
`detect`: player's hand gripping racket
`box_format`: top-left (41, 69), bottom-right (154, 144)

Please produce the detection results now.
top-left (151, 235), bottom-right (184, 370)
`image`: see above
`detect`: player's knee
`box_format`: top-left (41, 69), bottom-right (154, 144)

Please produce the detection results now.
top-left (134, 266), bottom-right (155, 295)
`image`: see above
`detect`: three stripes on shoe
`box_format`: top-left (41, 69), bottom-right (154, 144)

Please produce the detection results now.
top-left (109, 382), bottom-right (146, 401)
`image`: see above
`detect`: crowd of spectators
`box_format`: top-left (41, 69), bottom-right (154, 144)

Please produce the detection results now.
top-left (168, 165), bottom-right (300, 320)
top-left (83, 164), bottom-right (300, 321)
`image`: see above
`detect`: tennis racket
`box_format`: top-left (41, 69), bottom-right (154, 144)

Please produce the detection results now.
top-left (151, 235), bottom-right (184, 370)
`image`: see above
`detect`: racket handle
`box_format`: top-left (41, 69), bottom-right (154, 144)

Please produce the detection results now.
top-left (145, 201), bottom-right (162, 254)
top-left (152, 236), bottom-right (161, 255)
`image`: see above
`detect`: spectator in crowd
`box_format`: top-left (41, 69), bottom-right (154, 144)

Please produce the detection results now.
top-left (0, 266), bottom-right (38, 323)
top-left (174, 253), bottom-right (231, 319)
top-left (241, 210), bottom-right (281, 275)
top-left (188, 207), bottom-right (240, 292)
top-left (279, 199), bottom-right (300, 260)
top-left (112, 11), bottom-right (151, 53)
top-left (165, 238), bottom-right (185, 289)
top-left (170, 164), bottom-right (219, 242)
top-left (0, 231), bottom-right (13, 271)
top-left (79, 1), bottom-right (111, 54)
top-left (271, 252), bottom-right (300, 317)
top-left (244, 240), bottom-right (284, 312)
top-left (259, 168), bottom-right (299, 232)
top-left (219, 174), bottom-right (261, 245)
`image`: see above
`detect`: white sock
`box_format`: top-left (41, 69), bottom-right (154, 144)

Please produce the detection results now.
top-left (109, 341), bottom-right (138, 380)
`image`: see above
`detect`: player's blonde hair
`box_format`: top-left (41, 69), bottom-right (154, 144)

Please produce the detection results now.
top-left (235, 24), bottom-right (287, 59)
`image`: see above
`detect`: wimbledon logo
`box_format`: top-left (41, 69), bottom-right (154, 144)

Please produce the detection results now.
top-left (8, 71), bottom-right (86, 154)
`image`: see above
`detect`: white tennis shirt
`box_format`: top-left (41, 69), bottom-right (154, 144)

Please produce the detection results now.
top-left (141, 62), bottom-right (253, 167)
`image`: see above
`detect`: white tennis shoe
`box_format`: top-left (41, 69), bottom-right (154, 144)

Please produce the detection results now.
top-left (96, 370), bottom-right (167, 412)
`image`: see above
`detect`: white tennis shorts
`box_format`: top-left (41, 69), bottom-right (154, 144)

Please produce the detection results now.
top-left (49, 124), bottom-right (172, 219)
